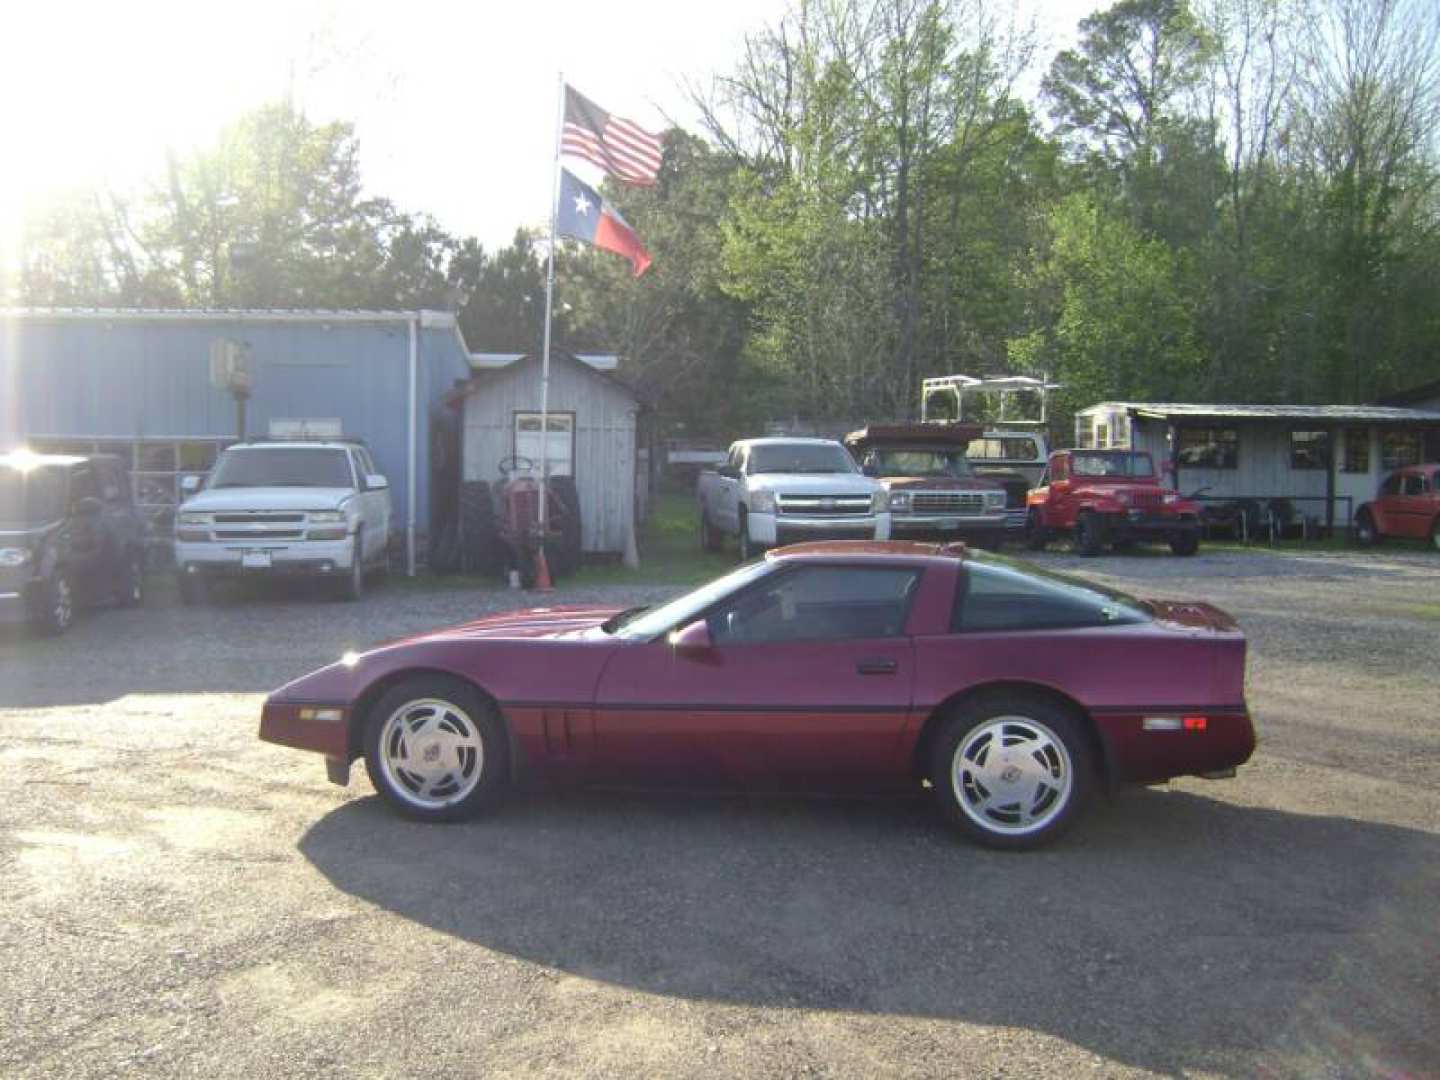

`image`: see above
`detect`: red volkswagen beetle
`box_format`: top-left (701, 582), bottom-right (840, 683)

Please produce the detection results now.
top-left (260, 542), bottom-right (1254, 849)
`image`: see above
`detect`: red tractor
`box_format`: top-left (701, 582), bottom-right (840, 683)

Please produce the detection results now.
top-left (492, 456), bottom-right (582, 586)
top-left (1026, 448), bottom-right (1201, 556)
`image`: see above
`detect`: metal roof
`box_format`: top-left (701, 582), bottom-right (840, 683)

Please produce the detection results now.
top-left (1081, 401), bottom-right (1440, 423)
top-left (0, 307), bottom-right (456, 326)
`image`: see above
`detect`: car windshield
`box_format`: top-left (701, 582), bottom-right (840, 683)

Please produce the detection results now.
top-left (870, 449), bottom-right (974, 477)
top-left (0, 464), bottom-right (68, 526)
top-left (609, 560), bottom-right (776, 640)
top-left (1071, 450), bottom-right (1156, 478)
top-left (749, 444), bottom-right (857, 475)
top-left (967, 437), bottom-right (1040, 462)
top-left (208, 448), bottom-right (354, 489)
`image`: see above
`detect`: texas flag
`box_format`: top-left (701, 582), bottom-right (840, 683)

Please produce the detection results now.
top-left (556, 167), bottom-right (652, 277)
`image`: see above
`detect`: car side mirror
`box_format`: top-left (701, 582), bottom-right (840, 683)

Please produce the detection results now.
top-left (73, 496), bottom-right (104, 518)
top-left (365, 474), bottom-right (389, 491)
top-left (668, 619), bottom-right (715, 658)
top-left (180, 475), bottom-right (202, 494)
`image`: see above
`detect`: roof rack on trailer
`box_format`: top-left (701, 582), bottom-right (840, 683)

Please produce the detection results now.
top-left (920, 374), bottom-right (1060, 426)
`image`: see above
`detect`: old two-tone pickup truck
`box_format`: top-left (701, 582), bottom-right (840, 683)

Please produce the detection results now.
top-left (843, 424), bottom-right (1010, 546)
top-left (697, 438), bottom-right (890, 560)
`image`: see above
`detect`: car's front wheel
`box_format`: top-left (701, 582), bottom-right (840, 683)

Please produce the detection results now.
top-left (930, 693), bottom-right (1095, 850)
top-left (34, 569), bottom-right (75, 636)
top-left (337, 531), bottom-right (364, 602)
top-left (737, 508), bottom-right (755, 562)
top-left (1075, 512), bottom-right (1105, 556)
top-left (1025, 510), bottom-right (1048, 551)
top-left (1355, 510), bottom-right (1379, 546)
top-left (116, 550), bottom-right (145, 607)
top-left (363, 675), bottom-right (509, 821)
top-left (1170, 528), bottom-right (1200, 557)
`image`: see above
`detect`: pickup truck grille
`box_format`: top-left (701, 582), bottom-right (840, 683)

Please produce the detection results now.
top-left (213, 513), bottom-right (306, 524)
top-left (910, 491), bottom-right (987, 514)
top-left (777, 494), bottom-right (873, 516)
top-left (214, 528), bottom-right (304, 541)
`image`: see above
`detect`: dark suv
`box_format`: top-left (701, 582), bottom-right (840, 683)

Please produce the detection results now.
top-left (0, 450), bottom-right (148, 634)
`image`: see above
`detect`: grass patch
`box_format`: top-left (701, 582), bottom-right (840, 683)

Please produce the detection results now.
top-left (571, 489), bottom-right (735, 587)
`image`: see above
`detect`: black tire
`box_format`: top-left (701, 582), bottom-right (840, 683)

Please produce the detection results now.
top-left (362, 674), bottom-right (510, 822)
top-left (459, 480), bottom-right (501, 576)
top-left (1430, 517), bottom-right (1439, 552)
top-left (115, 550), bottom-right (145, 607)
top-left (737, 508), bottom-right (755, 562)
top-left (430, 520), bottom-right (463, 574)
top-left (178, 573), bottom-right (208, 606)
top-left (34, 569), bottom-right (75, 636)
top-left (1075, 512), bottom-right (1105, 556)
top-left (1355, 510), bottom-right (1379, 547)
top-left (548, 477), bottom-right (582, 579)
top-left (928, 692), bottom-right (1095, 850)
top-left (336, 531), bottom-right (364, 601)
top-left (700, 508), bottom-right (724, 553)
top-left (1169, 528), bottom-right (1200, 557)
top-left (1025, 510), bottom-right (1048, 551)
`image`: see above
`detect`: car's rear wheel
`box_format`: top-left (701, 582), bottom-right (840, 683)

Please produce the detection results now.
top-left (337, 531), bottom-right (364, 602)
top-left (1431, 518), bottom-right (1440, 551)
top-left (1355, 510), bottom-right (1379, 546)
top-left (930, 693), bottom-right (1094, 850)
top-left (737, 508), bottom-right (755, 562)
top-left (116, 550), bottom-right (145, 607)
top-left (1169, 529), bottom-right (1200, 557)
top-left (700, 509), bottom-right (723, 553)
top-left (363, 675), bottom-right (509, 821)
top-left (1075, 512), bottom-right (1104, 556)
top-left (34, 569), bottom-right (75, 636)
top-left (1024, 511), bottom-right (1048, 551)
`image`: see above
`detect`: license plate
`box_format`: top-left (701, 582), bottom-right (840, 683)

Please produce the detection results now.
top-left (241, 550), bottom-right (272, 570)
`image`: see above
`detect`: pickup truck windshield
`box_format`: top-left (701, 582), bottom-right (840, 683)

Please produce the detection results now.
top-left (869, 449), bottom-right (974, 477)
top-left (749, 444), bottom-right (857, 475)
top-left (209, 448), bottom-right (354, 489)
top-left (0, 464), bottom-right (67, 525)
top-left (1071, 451), bottom-right (1156, 478)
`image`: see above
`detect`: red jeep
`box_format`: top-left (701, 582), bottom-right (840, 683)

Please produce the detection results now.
top-left (1026, 449), bottom-right (1201, 556)
top-left (1355, 464), bottom-right (1440, 549)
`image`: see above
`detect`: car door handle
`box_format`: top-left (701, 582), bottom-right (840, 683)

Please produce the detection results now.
top-left (856, 658), bottom-right (898, 675)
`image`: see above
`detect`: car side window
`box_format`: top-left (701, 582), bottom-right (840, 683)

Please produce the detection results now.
top-left (1401, 474), bottom-right (1424, 496)
top-left (953, 562), bottom-right (1146, 633)
top-left (709, 566), bottom-right (922, 644)
top-left (1380, 473), bottom-right (1403, 496)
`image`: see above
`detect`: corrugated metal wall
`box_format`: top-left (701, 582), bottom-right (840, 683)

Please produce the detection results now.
top-left (460, 357), bottom-right (638, 554)
top-left (0, 313), bottom-right (471, 538)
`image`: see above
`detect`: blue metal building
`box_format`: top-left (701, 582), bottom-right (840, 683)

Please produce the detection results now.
top-left (0, 309), bottom-right (473, 572)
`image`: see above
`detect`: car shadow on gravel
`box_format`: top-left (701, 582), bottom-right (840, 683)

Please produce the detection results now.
top-left (298, 785), bottom-right (1438, 1075)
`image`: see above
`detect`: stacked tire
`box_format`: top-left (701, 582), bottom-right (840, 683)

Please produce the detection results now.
top-left (547, 477), bottom-right (583, 579)
top-left (459, 480), bottom-right (502, 577)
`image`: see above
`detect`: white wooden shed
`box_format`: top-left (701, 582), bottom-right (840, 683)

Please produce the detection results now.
top-left (447, 352), bottom-right (644, 555)
top-left (1075, 401), bottom-right (1440, 530)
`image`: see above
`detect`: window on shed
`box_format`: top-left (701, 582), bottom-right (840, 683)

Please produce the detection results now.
top-left (1289, 430), bottom-right (1331, 470)
top-left (514, 412), bottom-right (574, 477)
top-left (1341, 428), bottom-right (1370, 473)
top-left (1381, 430), bottom-right (1422, 470)
top-left (1177, 428), bottom-right (1238, 469)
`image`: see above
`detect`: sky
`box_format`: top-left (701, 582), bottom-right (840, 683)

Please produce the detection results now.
top-left (0, 0), bottom-right (1095, 262)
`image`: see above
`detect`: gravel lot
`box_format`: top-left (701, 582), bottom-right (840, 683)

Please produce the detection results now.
top-left (1, 549), bottom-right (1437, 1079)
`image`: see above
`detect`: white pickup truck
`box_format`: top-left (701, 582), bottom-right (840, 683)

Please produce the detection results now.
top-left (697, 437), bottom-right (891, 560)
top-left (173, 440), bottom-right (392, 602)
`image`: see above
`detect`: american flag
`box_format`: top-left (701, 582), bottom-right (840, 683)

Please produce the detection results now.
top-left (561, 85), bottom-right (663, 187)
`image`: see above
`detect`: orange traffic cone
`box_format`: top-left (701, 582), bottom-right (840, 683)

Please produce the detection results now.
top-left (532, 545), bottom-right (555, 592)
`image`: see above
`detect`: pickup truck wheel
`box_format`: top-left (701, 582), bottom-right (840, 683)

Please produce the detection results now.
top-left (1075, 512), bottom-right (1105, 556)
top-left (363, 675), bottom-right (510, 822)
top-left (337, 531), bottom-right (364, 601)
top-left (1355, 510), bottom-right (1379, 546)
top-left (1024, 511), bottom-right (1048, 551)
top-left (737, 509), bottom-right (755, 562)
top-left (115, 550), bottom-right (145, 607)
top-left (1431, 518), bottom-right (1440, 551)
top-left (699, 509), bottom-right (723, 553)
top-left (1169, 529), bottom-right (1200, 557)
top-left (34, 569), bottom-right (75, 636)
top-left (929, 693), bottom-right (1094, 850)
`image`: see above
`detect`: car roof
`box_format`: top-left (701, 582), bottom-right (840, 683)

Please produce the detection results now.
top-left (767, 540), bottom-right (968, 565)
top-left (738, 437), bottom-right (844, 447)
top-left (225, 442), bottom-right (356, 451)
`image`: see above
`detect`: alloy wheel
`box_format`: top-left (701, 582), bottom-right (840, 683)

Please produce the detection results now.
top-left (952, 715), bottom-right (1074, 837)
top-left (376, 698), bottom-right (485, 811)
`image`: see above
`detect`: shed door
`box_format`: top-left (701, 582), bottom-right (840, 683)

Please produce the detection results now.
top-left (514, 413), bottom-right (574, 477)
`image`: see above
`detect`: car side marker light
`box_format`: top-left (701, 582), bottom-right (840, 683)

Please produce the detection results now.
top-left (1142, 716), bottom-right (1182, 732)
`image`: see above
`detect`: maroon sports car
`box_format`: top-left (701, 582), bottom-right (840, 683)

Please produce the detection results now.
top-left (260, 541), bottom-right (1254, 849)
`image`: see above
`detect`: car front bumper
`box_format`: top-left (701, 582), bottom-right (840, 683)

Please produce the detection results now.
top-left (0, 588), bottom-right (33, 626)
top-left (1103, 512), bottom-right (1198, 540)
top-left (175, 536), bottom-right (357, 577)
top-left (749, 511), bottom-right (891, 545)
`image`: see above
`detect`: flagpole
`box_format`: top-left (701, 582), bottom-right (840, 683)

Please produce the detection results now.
top-left (538, 70), bottom-right (564, 537)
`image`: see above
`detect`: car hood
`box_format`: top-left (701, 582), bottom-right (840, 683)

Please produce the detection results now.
top-left (181, 487), bottom-right (355, 513)
top-left (392, 604), bottom-right (626, 646)
top-left (880, 476), bottom-right (1002, 491)
top-left (747, 473), bottom-right (880, 495)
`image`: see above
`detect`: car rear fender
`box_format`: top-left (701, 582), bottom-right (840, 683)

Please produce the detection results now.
top-left (911, 680), bottom-right (1113, 787)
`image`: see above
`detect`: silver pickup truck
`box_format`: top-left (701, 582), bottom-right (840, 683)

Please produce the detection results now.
top-left (697, 438), bottom-right (891, 560)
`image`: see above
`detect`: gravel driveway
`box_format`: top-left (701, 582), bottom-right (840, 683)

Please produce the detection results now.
top-left (1, 549), bottom-right (1436, 1078)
